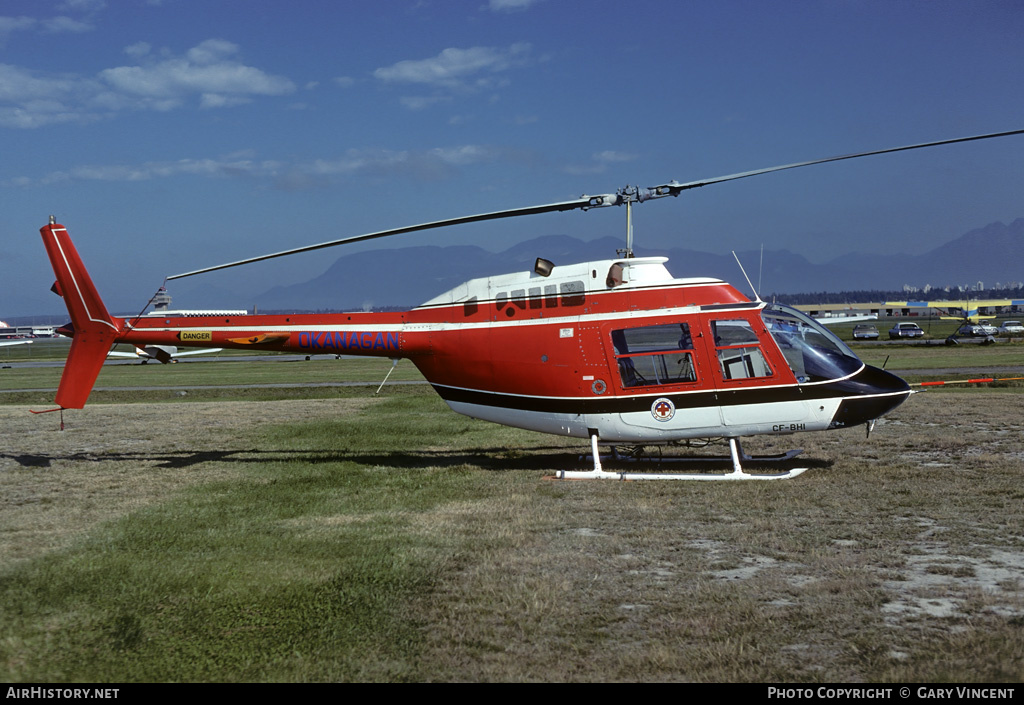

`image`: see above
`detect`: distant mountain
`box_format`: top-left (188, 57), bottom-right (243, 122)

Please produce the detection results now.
top-left (810, 218), bottom-right (1024, 294)
top-left (251, 219), bottom-right (1024, 311)
top-left (252, 236), bottom-right (625, 311)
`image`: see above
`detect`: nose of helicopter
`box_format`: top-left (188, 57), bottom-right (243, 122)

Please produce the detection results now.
top-left (828, 365), bottom-right (913, 429)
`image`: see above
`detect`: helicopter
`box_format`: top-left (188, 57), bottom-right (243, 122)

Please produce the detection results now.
top-left (38, 129), bottom-right (1024, 480)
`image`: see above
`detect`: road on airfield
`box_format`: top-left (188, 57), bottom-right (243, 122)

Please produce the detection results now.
top-left (0, 354), bottom-right (432, 394)
top-left (4, 352), bottom-right (1024, 394)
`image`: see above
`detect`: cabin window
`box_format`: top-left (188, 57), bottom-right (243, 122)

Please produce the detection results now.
top-left (761, 304), bottom-right (862, 383)
top-left (544, 284), bottom-right (558, 308)
top-left (611, 323), bottom-right (697, 388)
top-left (528, 287), bottom-right (543, 309)
top-left (510, 289), bottom-right (527, 310)
top-left (711, 319), bottom-right (772, 380)
top-left (606, 263), bottom-right (624, 288)
top-left (561, 281), bottom-right (585, 307)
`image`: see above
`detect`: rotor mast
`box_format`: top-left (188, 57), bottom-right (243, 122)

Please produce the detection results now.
top-left (604, 183), bottom-right (683, 258)
top-left (625, 199), bottom-right (633, 258)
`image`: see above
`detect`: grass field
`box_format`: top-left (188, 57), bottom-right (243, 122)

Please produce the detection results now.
top-left (2, 350), bottom-right (1023, 682)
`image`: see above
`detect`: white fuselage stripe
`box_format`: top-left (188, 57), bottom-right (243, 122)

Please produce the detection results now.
top-left (131, 301), bottom-right (758, 335)
top-left (50, 227), bottom-right (119, 333)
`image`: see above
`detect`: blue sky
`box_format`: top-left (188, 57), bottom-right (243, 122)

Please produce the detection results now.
top-left (2, 0), bottom-right (1023, 315)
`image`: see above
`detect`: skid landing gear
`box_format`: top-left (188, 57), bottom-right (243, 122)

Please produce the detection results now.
top-left (554, 436), bottom-right (808, 481)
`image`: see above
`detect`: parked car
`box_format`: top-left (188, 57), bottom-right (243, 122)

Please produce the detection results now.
top-left (889, 322), bottom-right (925, 339)
top-left (957, 321), bottom-right (998, 337)
top-left (998, 320), bottom-right (1024, 335)
top-left (852, 324), bottom-right (879, 339)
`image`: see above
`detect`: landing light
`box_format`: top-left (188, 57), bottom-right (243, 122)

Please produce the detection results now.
top-left (534, 258), bottom-right (554, 277)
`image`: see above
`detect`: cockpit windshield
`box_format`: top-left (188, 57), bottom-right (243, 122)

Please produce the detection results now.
top-left (761, 304), bottom-right (864, 383)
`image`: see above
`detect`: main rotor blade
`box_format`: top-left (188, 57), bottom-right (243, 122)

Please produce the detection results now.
top-left (169, 128), bottom-right (1024, 280)
top-left (651, 128), bottom-right (1024, 195)
top-left (167, 195), bottom-right (603, 280)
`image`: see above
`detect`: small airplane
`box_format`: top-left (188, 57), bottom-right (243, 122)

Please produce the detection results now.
top-left (885, 298), bottom-right (1007, 323)
top-left (38, 129), bottom-right (1024, 480)
top-left (812, 313), bottom-right (878, 325)
top-left (106, 344), bottom-right (224, 364)
top-left (0, 339), bottom-right (32, 348)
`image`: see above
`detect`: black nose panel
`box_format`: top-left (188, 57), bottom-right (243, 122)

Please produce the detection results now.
top-left (828, 366), bottom-right (911, 429)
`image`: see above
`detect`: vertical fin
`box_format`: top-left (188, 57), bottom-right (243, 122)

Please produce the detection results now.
top-left (40, 220), bottom-right (121, 409)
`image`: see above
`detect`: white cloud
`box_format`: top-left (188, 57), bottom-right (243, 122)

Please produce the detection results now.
top-left (594, 150), bottom-right (638, 163)
top-left (124, 42), bottom-right (152, 58)
top-left (563, 164), bottom-right (607, 176)
top-left (486, 0), bottom-right (543, 12)
top-left (565, 148), bottom-right (634, 175)
top-left (58, 0), bottom-right (107, 11)
top-left (0, 16), bottom-right (36, 44)
top-left (17, 155), bottom-right (279, 186)
top-left (185, 38), bottom-right (237, 65)
top-left (1, 40), bottom-right (296, 127)
top-left (374, 43), bottom-right (532, 112)
top-left (306, 145), bottom-right (500, 182)
top-left (5, 145), bottom-right (502, 188)
top-left (0, 106), bottom-right (96, 129)
top-left (0, 65), bottom-right (74, 102)
top-left (563, 151), bottom-right (639, 176)
top-left (0, 16), bottom-right (36, 33)
top-left (99, 39), bottom-right (295, 110)
top-left (399, 95), bottom-right (451, 111)
top-left (0, 64), bottom-right (98, 128)
top-left (199, 93), bottom-right (252, 109)
top-left (41, 16), bottom-right (94, 33)
top-left (1, 10), bottom-right (96, 39)
top-left (429, 145), bottom-right (493, 165)
top-left (374, 43), bottom-right (531, 89)
top-left (2, 0), bottom-right (102, 41)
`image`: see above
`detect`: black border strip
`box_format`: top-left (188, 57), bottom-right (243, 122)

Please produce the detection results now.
top-left (433, 367), bottom-right (910, 416)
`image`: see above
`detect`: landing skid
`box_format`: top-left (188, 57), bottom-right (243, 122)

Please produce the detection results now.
top-left (553, 437), bottom-right (808, 481)
top-left (610, 445), bottom-right (804, 464)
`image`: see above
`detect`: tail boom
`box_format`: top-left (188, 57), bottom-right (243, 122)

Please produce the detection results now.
top-left (40, 219), bottom-right (426, 408)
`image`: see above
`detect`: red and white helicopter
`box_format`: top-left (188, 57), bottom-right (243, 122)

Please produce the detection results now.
top-left (39, 130), bottom-right (1024, 480)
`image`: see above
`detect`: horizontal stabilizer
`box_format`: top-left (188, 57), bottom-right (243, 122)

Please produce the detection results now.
top-left (56, 332), bottom-right (114, 408)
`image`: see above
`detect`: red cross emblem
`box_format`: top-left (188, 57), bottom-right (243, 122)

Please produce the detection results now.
top-left (651, 398), bottom-right (675, 422)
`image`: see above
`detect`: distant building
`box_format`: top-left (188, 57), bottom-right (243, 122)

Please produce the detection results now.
top-left (139, 286), bottom-right (246, 318)
top-left (796, 297), bottom-right (1024, 319)
top-left (152, 287), bottom-right (173, 311)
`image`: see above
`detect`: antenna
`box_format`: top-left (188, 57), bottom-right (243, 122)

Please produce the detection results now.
top-left (732, 251), bottom-right (762, 303)
top-left (758, 244), bottom-right (764, 296)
